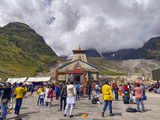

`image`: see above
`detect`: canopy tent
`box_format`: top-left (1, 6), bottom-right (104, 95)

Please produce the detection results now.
top-left (27, 77), bottom-right (51, 82)
top-left (7, 77), bottom-right (27, 84)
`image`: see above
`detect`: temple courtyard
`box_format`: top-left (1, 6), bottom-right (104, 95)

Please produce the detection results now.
top-left (6, 93), bottom-right (160, 120)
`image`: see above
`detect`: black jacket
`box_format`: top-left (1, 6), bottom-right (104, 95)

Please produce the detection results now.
top-left (60, 86), bottom-right (67, 98)
top-left (0, 87), bottom-right (12, 100)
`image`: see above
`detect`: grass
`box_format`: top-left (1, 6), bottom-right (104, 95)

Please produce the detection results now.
top-left (88, 57), bottom-right (126, 76)
top-left (0, 22), bottom-right (58, 80)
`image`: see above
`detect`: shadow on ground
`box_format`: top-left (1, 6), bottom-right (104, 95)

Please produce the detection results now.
top-left (7, 111), bottom-right (40, 120)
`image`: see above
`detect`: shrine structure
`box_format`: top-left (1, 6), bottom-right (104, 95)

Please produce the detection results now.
top-left (55, 46), bottom-right (99, 95)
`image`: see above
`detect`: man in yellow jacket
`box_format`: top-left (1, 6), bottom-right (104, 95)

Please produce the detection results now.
top-left (14, 83), bottom-right (27, 115)
top-left (102, 81), bottom-right (113, 117)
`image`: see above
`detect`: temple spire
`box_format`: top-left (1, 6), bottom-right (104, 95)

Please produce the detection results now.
top-left (72, 45), bottom-right (87, 62)
top-left (78, 44), bottom-right (81, 50)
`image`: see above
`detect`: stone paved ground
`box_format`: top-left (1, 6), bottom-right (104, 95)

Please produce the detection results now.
top-left (6, 93), bottom-right (160, 120)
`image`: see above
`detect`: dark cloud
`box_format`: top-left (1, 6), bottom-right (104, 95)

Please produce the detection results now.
top-left (0, 0), bottom-right (160, 56)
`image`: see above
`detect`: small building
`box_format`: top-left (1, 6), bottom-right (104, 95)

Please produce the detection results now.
top-left (152, 68), bottom-right (160, 81)
top-left (27, 76), bottom-right (52, 83)
top-left (7, 77), bottom-right (27, 84)
top-left (56, 46), bottom-right (99, 94)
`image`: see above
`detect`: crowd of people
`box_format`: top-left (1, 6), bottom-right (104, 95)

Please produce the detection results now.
top-left (148, 81), bottom-right (160, 94)
top-left (0, 82), bottom-right (27, 120)
top-left (0, 79), bottom-right (150, 119)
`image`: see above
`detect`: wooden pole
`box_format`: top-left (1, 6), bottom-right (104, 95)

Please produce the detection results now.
top-left (82, 72), bottom-right (87, 96)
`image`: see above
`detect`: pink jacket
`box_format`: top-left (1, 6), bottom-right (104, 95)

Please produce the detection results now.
top-left (48, 88), bottom-right (53, 98)
top-left (134, 86), bottom-right (143, 98)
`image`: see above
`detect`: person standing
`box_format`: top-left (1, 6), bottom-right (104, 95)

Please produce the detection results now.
top-left (44, 86), bottom-right (49, 106)
top-left (75, 82), bottom-right (80, 100)
top-left (142, 84), bottom-right (146, 100)
top-left (95, 84), bottom-right (100, 94)
top-left (30, 84), bottom-right (34, 96)
top-left (37, 86), bottom-right (43, 105)
top-left (134, 83), bottom-right (145, 112)
top-left (114, 84), bottom-right (119, 101)
top-left (64, 81), bottom-right (76, 118)
top-left (102, 81), bottom-right (113, 117)
top-left (59, 83), bottom-right (67, 111)
top-left (87, 82), bottom-right (92, 100)
top-left (14, 83), bottom-right (27, 116)
top-left (0, 83), bottom-right (12, 120)
top-left (56, 84), bottom-right (60, 100)
top-left (39, 89), bottom-right (45, 106)
top-left (48, 86), bottom-right (53, 106)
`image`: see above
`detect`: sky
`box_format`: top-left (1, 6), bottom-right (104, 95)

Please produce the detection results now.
top-left (0, 0), bottom-right (160, 56)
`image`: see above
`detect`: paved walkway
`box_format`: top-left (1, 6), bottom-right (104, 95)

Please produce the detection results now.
top-left (6, 93), bottom-right (160, 120)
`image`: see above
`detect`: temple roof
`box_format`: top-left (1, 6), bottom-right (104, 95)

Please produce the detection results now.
top-left (57, 59), bottom-right (98, 70)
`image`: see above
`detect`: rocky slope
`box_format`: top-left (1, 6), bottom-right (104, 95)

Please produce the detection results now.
top-left (88, 58), bottom-right (160, 75)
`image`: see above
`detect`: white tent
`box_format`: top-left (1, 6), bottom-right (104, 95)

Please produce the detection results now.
top-left (27, 77), bottom-right (51, 82)
top-left (7, 77), bottom-right (27, 84)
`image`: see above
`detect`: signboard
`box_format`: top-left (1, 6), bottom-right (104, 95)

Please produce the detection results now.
top-left (73, 68), bottom-right (81, 71)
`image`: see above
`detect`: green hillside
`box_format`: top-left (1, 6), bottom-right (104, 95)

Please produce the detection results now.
top-left (0, 22), bottom-right (58, 79)
top-left (88, 57), bottom-right (126, 76)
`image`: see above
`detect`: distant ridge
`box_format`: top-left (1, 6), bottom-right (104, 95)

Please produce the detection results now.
top-left (86, 36), bottom-right (160, 60)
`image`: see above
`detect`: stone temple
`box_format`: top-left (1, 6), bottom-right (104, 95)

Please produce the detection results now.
top-left (55, 46), bottom-right (99, 95)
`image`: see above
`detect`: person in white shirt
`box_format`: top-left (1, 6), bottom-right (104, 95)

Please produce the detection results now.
top-left (44, 86), bottom-right (49, 106)
top-left (64, 81), bottom-right (76, 118)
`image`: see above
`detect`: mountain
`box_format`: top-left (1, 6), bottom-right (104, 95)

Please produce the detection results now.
top-left (102, 48), bottom-right (147, 60)
top-left (86, 49), bottom-right (101, 57)
top-left (88, 57), bottom-right (160, 76)
top-left (95, 36), bottom-right (160, 60)
top-left (142, 37), bottom-right (160, 59)
top-left (0, 22), bottom-right (58, 79)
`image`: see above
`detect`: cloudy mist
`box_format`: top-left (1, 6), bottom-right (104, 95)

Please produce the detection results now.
top-left (0, 0), bottom-right (160, 56)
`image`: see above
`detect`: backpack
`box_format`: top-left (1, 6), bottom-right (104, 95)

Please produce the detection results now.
top-left (126, 108), bottom-right (137, 112)
top-left (92, 98), bottom-right (97, 104)
top-left (142, 95), bottom-right (147, 100)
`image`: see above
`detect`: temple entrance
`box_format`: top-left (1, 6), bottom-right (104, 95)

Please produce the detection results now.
top-left (72, 74), bottom-right (82, 84)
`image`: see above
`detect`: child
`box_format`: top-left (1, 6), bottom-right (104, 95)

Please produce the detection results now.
top-left (39, 89), bottom-right (45, 106)
top-left (91, 89), bottom-right (99, 104)
top-left (123, 91), bottom-right (130, 104)
top-left (45, 86), bottom-right (49, 106)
